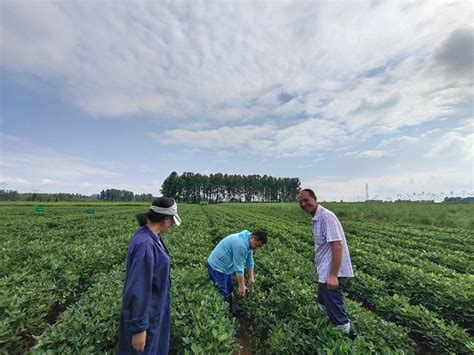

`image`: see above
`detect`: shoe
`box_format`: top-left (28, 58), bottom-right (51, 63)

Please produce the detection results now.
top-left (338, 322), bottom-right (351, 334)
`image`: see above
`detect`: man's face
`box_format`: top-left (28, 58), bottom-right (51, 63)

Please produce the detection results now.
top-left (250, 237), bottom-right (264, 250)
top-left (298, 191), bottom-right (317, 215)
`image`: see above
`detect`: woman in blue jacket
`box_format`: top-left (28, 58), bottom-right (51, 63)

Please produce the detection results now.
top-left (118, 197), bottom-right (181, 354)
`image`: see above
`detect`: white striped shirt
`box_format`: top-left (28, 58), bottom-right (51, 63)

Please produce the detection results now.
top-left (312, 205), bottom-right (354, 283)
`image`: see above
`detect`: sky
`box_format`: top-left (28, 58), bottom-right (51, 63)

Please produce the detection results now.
top-left (0, 0), bottom-right (472, 201)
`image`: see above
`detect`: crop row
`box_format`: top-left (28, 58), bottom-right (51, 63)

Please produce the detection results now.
top-left (1, 209), bottom-right (134, 353)
top-left (213, 205), bottom-right (474, 353)
top-left (1, 205), bottom-right (239, 354)
top-left (344, 222), bottom-right (473, 275)
top-left (219, 203), bottom-right (474, 267)
top-left (203, 205), bottom-right (417, 353)
top-left (234, 203), bottom-right (473, 261)
top-left (347, 237), bottom-right (474, 329)
top-left (219, 205), bottom-right (474, 329)
top-left (2, 203), bottom-right (472, 353)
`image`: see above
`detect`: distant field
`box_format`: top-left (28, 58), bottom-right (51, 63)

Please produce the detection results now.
top-left (0, 201), bottom-right (149, 206)
top-left (1, 202), bottom-right (473, 353)
top-left (2, 200), bottom-right (472, 228)
top-left (324, 201), bottom-right (474, 230)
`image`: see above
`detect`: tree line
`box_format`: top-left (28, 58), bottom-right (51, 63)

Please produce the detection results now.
top-left (161, 171), bottom-right (301, 203)
top-left (444, 197), bottom-right (474, 204)
top-left (98, 189), bottom-right (153, 202)
top-left (0, 189), bottom-right (153, 202)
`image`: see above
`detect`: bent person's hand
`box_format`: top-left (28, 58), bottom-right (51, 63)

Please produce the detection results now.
top-left (132, 330), bottom-right (147, 352)
top-left (238, 285), bottom-right (247, 297)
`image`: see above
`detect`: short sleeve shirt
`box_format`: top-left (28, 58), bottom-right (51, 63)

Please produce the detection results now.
top-left (312, 205), bottom-right (354, 283)
top-left (207, 230), bottom-right (253, 275)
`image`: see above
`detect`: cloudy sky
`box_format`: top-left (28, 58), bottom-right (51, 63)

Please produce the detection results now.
top-left (1, 0), bottom-right (472, 201)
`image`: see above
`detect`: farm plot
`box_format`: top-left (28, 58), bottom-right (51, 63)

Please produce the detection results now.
top-left (1, 204), bottom-right (237, 354)
top-left (1, 202), bottom-right (473, 354)
top-left (211, 203), bottom-right (474, 354)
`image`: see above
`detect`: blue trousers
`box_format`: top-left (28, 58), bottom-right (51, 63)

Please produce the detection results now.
top-left (207, 262), bottom-right (234, 301)
top-left (318, 277), bottom-right (349, 325)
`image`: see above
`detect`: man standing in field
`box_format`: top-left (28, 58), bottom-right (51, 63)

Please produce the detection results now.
top-left (298, 189), bottom-right (354, 334)
top-left (207, 230), bottom-right (267, 302)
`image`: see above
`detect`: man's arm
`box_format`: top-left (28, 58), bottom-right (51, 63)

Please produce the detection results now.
top-left (232, 245), bottom-right (248, 296)
top-left (236, 274), bottom-right (247, 296)
top-left (327, 240), bottom-right (343, 289)
top-left (247, 268), bottom-right (255, 283)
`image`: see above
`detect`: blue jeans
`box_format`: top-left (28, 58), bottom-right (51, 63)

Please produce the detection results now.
top-left (207, 262), bottom-right (234, 301)
top-left (318, 277), bottom-right (349, 325)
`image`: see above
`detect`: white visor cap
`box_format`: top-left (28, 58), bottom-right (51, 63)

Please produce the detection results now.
top-left (149, 201), bottom-right (181, 226)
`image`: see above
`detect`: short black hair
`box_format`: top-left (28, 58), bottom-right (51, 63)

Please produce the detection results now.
top-left (136, 196), bottom-right (175, 226)
top-left (251, 230), bottom-right (268, 245)
top-left (300, 188), bottom-right (317, 200)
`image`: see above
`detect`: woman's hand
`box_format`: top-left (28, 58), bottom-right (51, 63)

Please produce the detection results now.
top-left (132, 330), bottom-right (147, 352)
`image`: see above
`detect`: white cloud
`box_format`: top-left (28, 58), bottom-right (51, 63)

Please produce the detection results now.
top-left (1, 0), bottom-right (471, 128)
top-left (424, 131), bottom-right (473, 159)
top-left (153, 118), bottom-right (346, 157)
top-left (2, 151), bottom-right (118, 179)
top-left (345, 135), bottom-right (419, 159)
top-left (152, 124), bottom-right (276, 148)
top-left (1, 1), bottom-right (472, 198)
top-left (0, 133), bottom-right (121, 193)
top-left (0, 177), bottom-right (30, 187)
top-left (377, 136), bottom-right (419, 150)
top-left (357, 150), bottom-right (388, 158)
top-left (39, 178), bottom-right (62, 186)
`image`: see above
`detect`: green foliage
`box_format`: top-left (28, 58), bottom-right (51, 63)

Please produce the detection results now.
top-left (325, 201), bottom-right (474, 230)
top-left (206, 204), bottom-right (416, 354)
top-left (1, 202), bottom-right (473, 353)
top-left (29, 266), bottom-right (124, 354)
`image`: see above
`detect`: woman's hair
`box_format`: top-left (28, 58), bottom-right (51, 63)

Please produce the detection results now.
top-left (136, 196), bottom-right (175, 226)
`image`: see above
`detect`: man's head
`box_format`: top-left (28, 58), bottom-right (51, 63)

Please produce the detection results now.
top-left (298, 189), bottom-right (318, 216)
top-left (249, 230), bottom-right (268, 250)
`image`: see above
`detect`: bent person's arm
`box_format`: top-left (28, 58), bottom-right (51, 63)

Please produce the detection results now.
top-left (236, 274), bottom-right (246, 296)
top-left (233, 245), bottom-right (248, 296)
top-left (247, 268), bottom-right (255, 283)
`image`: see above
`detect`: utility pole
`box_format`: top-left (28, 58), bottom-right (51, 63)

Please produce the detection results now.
top-left (365, 183), bottom-right (369, 201)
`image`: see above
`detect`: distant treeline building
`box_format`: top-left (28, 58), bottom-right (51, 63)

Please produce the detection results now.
top-left (161, 171), bottom-right (301, 203)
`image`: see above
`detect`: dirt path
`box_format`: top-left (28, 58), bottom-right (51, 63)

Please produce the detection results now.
top-left (235, 322), bottom-right (254, 355)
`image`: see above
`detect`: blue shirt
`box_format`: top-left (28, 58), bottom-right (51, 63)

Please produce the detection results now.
top-left (207, 230), bottom-right (254, 275)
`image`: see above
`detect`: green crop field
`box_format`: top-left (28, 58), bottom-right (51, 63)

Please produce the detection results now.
top-left (1, 202), bottom-right (473, 354)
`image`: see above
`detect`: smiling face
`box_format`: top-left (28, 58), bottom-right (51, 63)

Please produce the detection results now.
top-left (298, 191), bottom-right (318, 216)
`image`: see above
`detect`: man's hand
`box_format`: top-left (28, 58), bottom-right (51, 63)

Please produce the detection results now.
top-left (132, 331), bottom-right (147, 352)
top-left (238, 285), bottom-right (247, 297)
top-left (249, 277), bottom-right (255, 283)
top-left (326, 275), bottom-right (339, 290)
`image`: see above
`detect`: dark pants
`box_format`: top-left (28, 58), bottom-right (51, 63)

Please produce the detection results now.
top-left (207, 262), bottom-right (235, 301)
top-left (318, 277), bottom-right (349, 325)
